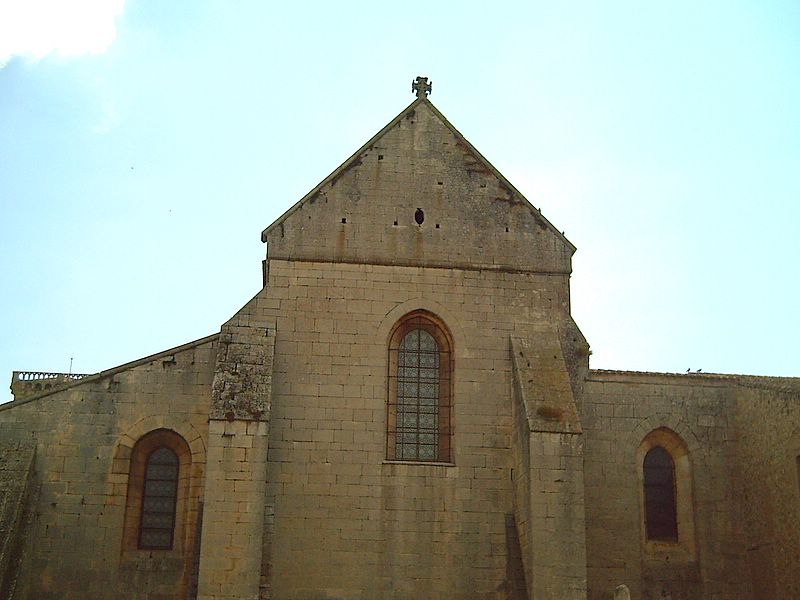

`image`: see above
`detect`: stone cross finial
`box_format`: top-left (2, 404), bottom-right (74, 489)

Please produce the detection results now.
top-left (412, 76), bottom-right (432, 98)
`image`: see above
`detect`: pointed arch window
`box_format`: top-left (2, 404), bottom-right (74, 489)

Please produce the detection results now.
top-left (637, 428), bottom-right (696, 557)
top-left (643, 446), bottom-right (678, 541)
top-left (387, 311), bottom-right (453, 462)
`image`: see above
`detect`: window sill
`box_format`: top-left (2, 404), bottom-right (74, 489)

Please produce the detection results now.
top-left (382, 460), bottom-right (455, 467)
top-left (119, 551), bottom-right (184, 572)
top-left (643, 540), bottom-right (695, 562)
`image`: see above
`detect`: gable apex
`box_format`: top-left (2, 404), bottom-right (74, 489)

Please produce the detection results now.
top-left (261, 96), bottom-right (575, 274)
top-left (261, 97), bottom-right (573, 254)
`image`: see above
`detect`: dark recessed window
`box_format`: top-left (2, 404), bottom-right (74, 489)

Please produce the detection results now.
top-left (643, 446), bottom-right (678, 541)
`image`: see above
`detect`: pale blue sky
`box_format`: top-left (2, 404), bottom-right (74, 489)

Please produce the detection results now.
top-left (1, 1), bottom-right (798, 401)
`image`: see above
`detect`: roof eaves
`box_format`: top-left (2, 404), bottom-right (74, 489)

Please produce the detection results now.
top-left (588, 368), bottom-right (800, 392)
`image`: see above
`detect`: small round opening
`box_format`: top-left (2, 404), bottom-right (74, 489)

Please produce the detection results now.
top-left (414, 208), bottom-right (424, 225)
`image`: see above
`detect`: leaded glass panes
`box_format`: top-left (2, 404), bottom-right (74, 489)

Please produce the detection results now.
top-left (139, 447), bottom-right (179, 549)
top-left (395, 328), bottom-right (439, 460)
top-left (387, 313), bottom-right (452, 463)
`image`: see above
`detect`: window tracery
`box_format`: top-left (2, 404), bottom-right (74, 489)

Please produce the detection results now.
top-left (122, 428), bottom-right (191, 553)
top-left (139, 447), bottom-right (179, 549)
top-left (387, 311), bottom-right (453, 462)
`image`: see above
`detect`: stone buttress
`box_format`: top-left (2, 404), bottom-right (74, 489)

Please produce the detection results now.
top-left (196, 298), bottom-right (276, 600)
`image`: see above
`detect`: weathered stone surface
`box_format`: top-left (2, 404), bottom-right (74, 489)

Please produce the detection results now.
top-left (0, 93), bottom-right (798, 600)
top-left (0, 337), bottom-right (216, 600)
top-left (200, 300), bottom-right (276, 599)
top-left (0, 441), bottom-right (35, 600)
top-left (613, 584), bottom-right (630, 600)
top-left (209, 306), bottom-right (276, 422)
top-left (10, 372), bottom-right (92, 402)
top-left (581, 370), bottom-right (753, 600)
top-left (510, 331), bottom-right (587, 600)
top-left (262, 98), bottom-right (574, 275)
top-left (511, 332), bottom-right (582, 434)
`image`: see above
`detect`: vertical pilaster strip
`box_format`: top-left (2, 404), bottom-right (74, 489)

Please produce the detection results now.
top-left (197, 316), bottom-right (275, 600)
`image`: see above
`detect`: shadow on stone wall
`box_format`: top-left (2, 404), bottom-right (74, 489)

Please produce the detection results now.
top-left (0, 441), bottom-right (37, 599)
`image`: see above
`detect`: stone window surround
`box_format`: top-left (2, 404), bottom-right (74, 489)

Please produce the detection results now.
top-left (139, 446), bottom-right (180, 549)
top-left (386, 310), bottom-right (454, 463)
top-left (121, 429), bottom-right (193, 555)
top-left (636, 427), bottom-right (697, 561)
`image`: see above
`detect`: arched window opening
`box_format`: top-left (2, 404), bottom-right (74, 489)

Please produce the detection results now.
top-left (139, 447), bottom-right (179, 549)
top-left (397, 328), bottom-right (440, 460)
top-left (637, 428), bottom-right (695, 557)
top-left (387, 311), bottom-right (452, 462)
top-left (643, 446), bottom-right (678, 541)
top-left (121, 428), bottom-right (192, 554)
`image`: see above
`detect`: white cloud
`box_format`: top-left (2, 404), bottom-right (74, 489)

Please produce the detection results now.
top-left (0, 0), bottom-right (125, 67)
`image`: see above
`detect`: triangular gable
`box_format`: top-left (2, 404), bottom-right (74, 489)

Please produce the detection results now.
top-left (261, 97), bottom-right (575, 274)
top-left (262, 97), bottom-right (574, 253)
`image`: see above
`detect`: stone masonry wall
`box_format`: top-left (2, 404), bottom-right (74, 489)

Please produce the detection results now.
top-left (733, 382), bottom-right (800, 600)
top-left (0, 441), bottom-right (36, 599)
top-left (581, 372), bottom-right (751, 600)
top-left (237, 257), bottom-right (582, 599)
top-left (511, 352), bottom-right (534, 595)
top-left (197, 419), bottom-right (270, 600)
top-left (528, 432), bottom-right (586, 600)
top-left (264, 99), bottom-right (573, 276)
top-left (510, 333), bottom-right (587, 600)
top-left (198, 304), bottom-right (276, 600)
top-left (0, 337), bottom-right (216, 600)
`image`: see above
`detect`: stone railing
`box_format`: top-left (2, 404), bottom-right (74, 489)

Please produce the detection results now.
top-left (13, 371), bottom-right (91, 382)
top-left (10, 371), bottom-right (93, 402)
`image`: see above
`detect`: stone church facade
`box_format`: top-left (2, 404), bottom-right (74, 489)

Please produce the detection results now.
top-left (1, 84), bottom-right (799, 600)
